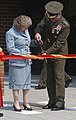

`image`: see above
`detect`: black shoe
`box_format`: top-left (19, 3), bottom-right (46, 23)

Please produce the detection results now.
top-left (13, 105), bottom-right (22, 112)
top-left (23, 104), bottom-right (33, 111)
top-left (35, 85), bottom-right (46, 90)
top-left (0, 113), bottom-right (3, 117)
top-left (42, 103), bottom-right (55, 109)
top-left (51, 104), bottom-right (64, 111)
top-left (65, 78), bottom-right (72, 88)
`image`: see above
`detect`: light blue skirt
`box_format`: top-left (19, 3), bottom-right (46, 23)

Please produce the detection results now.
top-left (9, 65), bottom-right (31, 90)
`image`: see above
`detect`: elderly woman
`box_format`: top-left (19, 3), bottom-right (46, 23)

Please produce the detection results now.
top-left (6, 15), bottom-right (33, 111)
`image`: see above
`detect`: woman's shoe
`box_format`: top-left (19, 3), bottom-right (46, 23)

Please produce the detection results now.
top-left (23, 104), bottom-right (33, 111)
top-left (13, 105), bottom-right (21, 112)
top-left (0, 113), bottom-right (3, 117)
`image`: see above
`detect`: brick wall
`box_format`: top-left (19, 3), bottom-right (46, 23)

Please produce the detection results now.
top-left (0, 0), bottom-right (27, 73)
top-left (0, 0), bottom-right (72, 75)
top-left (0, 0), bottom-right (46, 74)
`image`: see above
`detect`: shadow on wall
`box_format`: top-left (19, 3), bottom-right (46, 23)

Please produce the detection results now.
top-left (66, 16), bottom-right (76, 75)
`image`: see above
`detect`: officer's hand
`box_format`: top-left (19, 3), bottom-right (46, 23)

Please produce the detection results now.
top-left (42, 52), bottom-right (46, 55)
top-left (35, 33), bottom-right (43, 45)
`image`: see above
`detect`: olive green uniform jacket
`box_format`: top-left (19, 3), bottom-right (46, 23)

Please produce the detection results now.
top-left (35, 15), bottom-right (70, 54)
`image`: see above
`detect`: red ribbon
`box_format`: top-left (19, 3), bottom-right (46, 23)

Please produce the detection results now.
top-left (0, 54), bottom-right (76, 61)
top-left (0, 48), bottom-right (76, 61)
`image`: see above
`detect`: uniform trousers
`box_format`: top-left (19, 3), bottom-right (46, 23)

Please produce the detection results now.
top-left (46, 59), bottom-right (66, 106)
top-left (39, 60), bottom-right (70, 87)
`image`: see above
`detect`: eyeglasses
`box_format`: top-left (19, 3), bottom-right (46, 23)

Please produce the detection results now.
top-left (46, 11), bottom-right (57, 19)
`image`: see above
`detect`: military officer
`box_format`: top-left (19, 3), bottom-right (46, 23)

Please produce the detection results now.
top-left (35, 1), bottom-right (70, 111)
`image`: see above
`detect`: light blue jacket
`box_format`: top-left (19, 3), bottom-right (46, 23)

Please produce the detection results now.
top-left (6, 26), bottom-right (32, 66)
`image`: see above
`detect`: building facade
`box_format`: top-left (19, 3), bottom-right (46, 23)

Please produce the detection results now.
top-left (0, 0), bottom-right (76, 74)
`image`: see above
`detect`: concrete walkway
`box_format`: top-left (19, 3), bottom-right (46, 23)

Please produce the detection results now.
top-left (0, 75), bottom-right (76, 120)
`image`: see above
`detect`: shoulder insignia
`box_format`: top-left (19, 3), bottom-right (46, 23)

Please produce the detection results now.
top-left (63, 20), bottom-right (68, 25)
